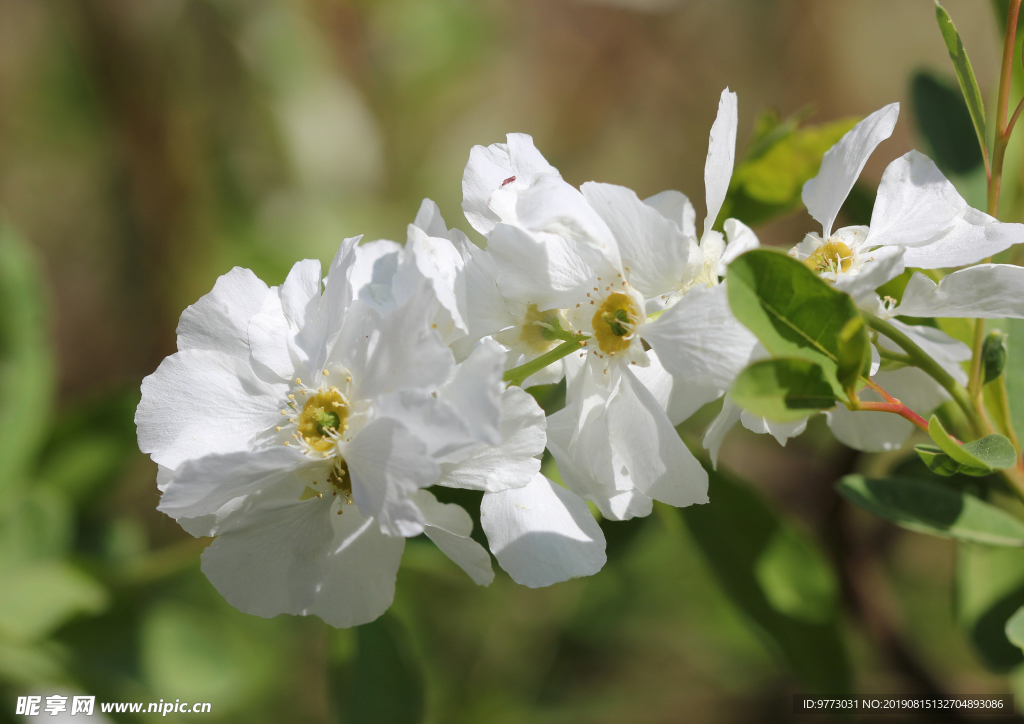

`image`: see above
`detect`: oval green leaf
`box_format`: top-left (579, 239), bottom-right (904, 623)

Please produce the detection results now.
top-left (928, 415), bottom-right (1017, 473)
top-left (729, 358), bottom-right (840, 421)
top-left (838, 475), bottom-right (1024, 547)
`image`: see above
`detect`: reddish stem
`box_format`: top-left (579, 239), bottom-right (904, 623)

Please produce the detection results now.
top-left (856, 402), bottom-right (931, 434)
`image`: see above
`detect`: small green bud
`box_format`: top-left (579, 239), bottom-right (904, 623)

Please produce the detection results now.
top-left (982, 330), bottom-right (1008, 385)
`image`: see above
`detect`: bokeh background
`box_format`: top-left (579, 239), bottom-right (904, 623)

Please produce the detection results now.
top-left (2, 0), bottom-right (1023, 722)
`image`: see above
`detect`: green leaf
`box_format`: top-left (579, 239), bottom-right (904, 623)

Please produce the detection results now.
top-left (957, 543), bottom-right (1024, 671)
top-left (720, 112), bottom-right (859, 228)
top-left (927, 415), bottom-right (1017, 474)
top-left (914, 444), bottom-right (968, 477)
top-left (682, 465), bottom-right (851, 697)
top-left (837, 475), bottom-right (1024, 546)
top-left (0, 222), bottom-right (55, 495)
top-left (729, 358), bottom-right (838, 422)
top-left (934, 2), bottom-right (988, 162)
top-left (1006, 605), bottom-right (1024, 651)
top-left (726, 249), bottom-right (865, 396)
top-left (910, 71), bottom-right (985, 175)
top-left (334, 614), bottom-right (425, 724)
top-left (0, 561), bottom-right (108, 642)
top-left (836, 317), bottom-right (870, 393)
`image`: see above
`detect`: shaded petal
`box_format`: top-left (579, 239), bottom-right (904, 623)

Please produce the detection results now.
top-left (802, 103), bottom-right (898, 238)
top-left (515, 175), bottom-right (621, 272)
top-left (480, 473), bottom-right (606, 588)
top-left (406, 223), bottom-right (468, 334)
top-left (877, 319), bottom-right (970, 386)
top-left (834, 245), bottom-right (905, 301)
top-left (827, 367), bottom-right (947, 452)
top-left (158, 446), bottom-right (315, 519)
top-left (581, 182), bottom-right (690, 298)
top-left (487, 223), bottom-right (594, 309)
top-left (438, 338), bottom-right (505, 447)
top-left (718, 218), bottom-right (760, 274)
top-left (137, 349), bottom-right (284, 469)
top-left (351, 239), bottom-right (403, 316)
top-left (412, 489), bottom-right (493, 586)
top-left (703, 400), bottom-right (742, 468)
top-left (630, 348), bottom-right (719, 425)
top-left (437, 386), bottom-right (545, 492)
top-left (176, 267), bottom-right (269, 360)
top-left (343, 417), bottom-right (439, 537)
top-left (411, 197), bottom-right (450, 240)
top-left (740, 411), bottom-right (808, 445)
top-left (200, 493), bottom-right (335, 619)
top-left (643, 282), bottom-right (758, 393)
top-left (903, 207), bottom-right (1024, 269)
top-left (456, 241), bottom-right (517, 347)
top-left (354, 283), bottom-right (454, 400)
top-left (864, 151), bottom-right (963, 248)
top-left (704, 88), bottom-right (738, 237)
top-left (304, 502), bottom-right (406, 628)
top-left (644, 189), bottom-right (697, 237)
top-left (897, 265), bottom-right (1024, 319)
top-left (609, 366), bottom-right (709, 507)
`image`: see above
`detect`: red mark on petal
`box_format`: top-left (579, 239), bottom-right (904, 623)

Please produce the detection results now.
top-left (501, 175), bottom-right (516, 186)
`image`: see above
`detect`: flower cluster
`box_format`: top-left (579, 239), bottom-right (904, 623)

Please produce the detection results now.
top-left (136, 88), bottom-right (1024, 627)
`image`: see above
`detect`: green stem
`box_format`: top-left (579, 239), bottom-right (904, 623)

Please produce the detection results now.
top-left (502, 335), bottom-right (588, 387)
top-left (863, 312), bottom-right (984, 437)
top-left (875, 347), bottom-right (914, 367)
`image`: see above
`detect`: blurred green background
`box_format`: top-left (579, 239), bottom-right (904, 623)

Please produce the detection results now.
top-left (2, 0), bottom-right (1024, 721)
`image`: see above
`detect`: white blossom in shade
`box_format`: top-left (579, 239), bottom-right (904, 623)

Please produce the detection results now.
top-left (894, 264), bottom-right (1024, 321)
top-left (136, 237), bottom-right (503, 627)
top-left (480, 473), bottom-right (606, 588)
top-left (347, 203), bottom-right (607, 586)
top-left (791, 103), bottom-right (1024, 302)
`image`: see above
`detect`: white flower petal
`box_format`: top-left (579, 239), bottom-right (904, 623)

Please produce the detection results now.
top-left (864, 151), bottom-right (964, 249)
top-left (137, 349), bottom-right (284, 469)
top-left (703, 400), bottom-right (742, 468)
top-left (411, 198), bottom-right (450, 240)
top-left (902, 207), bottom-right (1024, 269)
top-left (609, 366), bottom-right (709, 507)
top-left (877, 319), bottom-right (970, 386)
top-left (305, 236), bottom-right (362, 374)
top-left (643, 282), bottom-right (758, 393)
top-left (456, 240), bottom-right (517, 348)
top-left (515, 175), bottom-right (622, 272)
top-left (438, 338), bottom-right (505, 447)
top-left (351, 239), bottom-right (403, 316)
top-left (740, 411), bottom-right (808, 445)
top-left (897, 265), bottom-right (1024, 319)
top-left (343, 417), bottom-right (438, 537)
top-left (437, 386), bottom-right (545, 492)
top-left (827, 367), bottom-right (947, 452)
top-left (412, 490), bottom-right (493, 586)
top-left (802, 103), bottom-right (899, 238)
top-left (581, 182), bottom-right (691, 298)
top-left (834, 245), bottom-right (905, 302)
top-left (158, 446), bottom-right (315, 520)
top-left (354, 283), bottom-right (454, 400)
top-left (480, 473), bottom-right (606, 588)
top-left (176, 267), bottom-right (269, 360)
top-left (279, 259), bottom-right (323, 331)
top-left (631, 348), bottom-right (720, 425)
top-left (704, 88), bottom-right (739, 237)
top-left (486, 223), bottom-right (594, 310)
top-left (406, 224), bottom-right (468, 334)
top-left (644, 189), bottom-right (697, 237)
top-left (200, 493), bottom-right (335, 619)
top-left (303, 502), bottom-right (406, 628)
top-left (718, 218), bottom-right (760, 274)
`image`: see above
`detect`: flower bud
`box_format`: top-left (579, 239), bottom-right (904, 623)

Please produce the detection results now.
top-left (982, 330), bottom-right (1008, 385)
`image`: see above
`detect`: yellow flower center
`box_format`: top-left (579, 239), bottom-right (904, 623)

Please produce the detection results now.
top-left (592, 292), bottom-right (641, 354)
top-left (804, 241), bottom-right (854, 274)
top-left (519, 304), bottom-right (567, 352)
top-left (297, 389), bottom-right (349, 452)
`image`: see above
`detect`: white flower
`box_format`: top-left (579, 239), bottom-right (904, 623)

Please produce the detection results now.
top-left (792, 102), bottom-right (1024, 302)
top-left (136, 237), bottom-right (506, 627)
top-left (462, 119), bottom-right (760, 519)
top-left (348, 202), bottom-right (609, 587)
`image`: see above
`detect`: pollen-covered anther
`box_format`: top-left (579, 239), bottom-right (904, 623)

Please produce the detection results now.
top-left (296, 389), bottom-right (350, 453)
top-left (592, 292), bottom-right (642, 354)
top-left (804, 240), bottom-right (854, 274)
